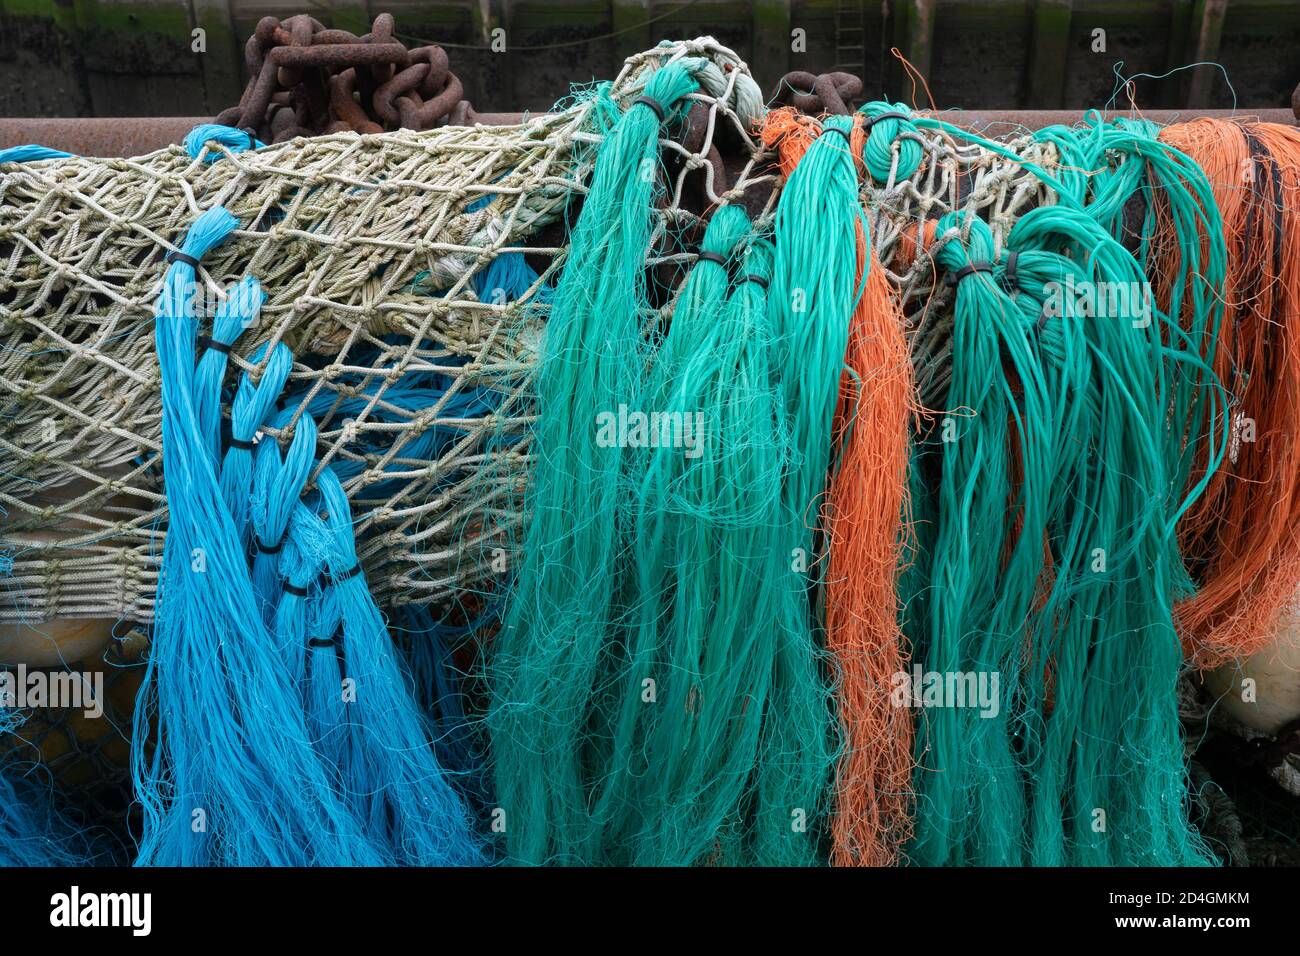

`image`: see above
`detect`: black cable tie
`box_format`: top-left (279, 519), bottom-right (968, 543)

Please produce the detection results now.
top-left (305, 626), bottom-right (349, 682)
top-left (695, 251), bottom-right (728, 269)
top-left (739, 274), bottom-right (769, 291)
top-left (254, 535), bottom-right (284, 555)
top-left (227, 434), bottom-right (255, 451)
top-left (631, 95), bottom-right (667, 123)
top-left (241, 127), bottom-right (258, 150)
top-left (819, 124), bottom-right (853, 145)
top-left (283, 581), bottom-right (309, 598)
top-left (197, 334), bottom-right (233, 356)
top-left (318, 562), bottom-right (363, 590)
top-left (165, 250), bottom-right (200, 269)
top-left (946, 261), bottom-right (994, 287)
top-left (1001, 250), bottom-right (1020, 293)
top-left (861, 110), bottom-right (911, 136)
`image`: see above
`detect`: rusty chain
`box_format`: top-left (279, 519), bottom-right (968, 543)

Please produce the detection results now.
top-left (215, 13), bottom-right (475, 142)
top-left (771, 70), bottom-right (864, 116)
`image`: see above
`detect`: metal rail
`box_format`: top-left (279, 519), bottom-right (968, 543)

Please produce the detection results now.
top-left (0, 108), bottom-right (1295, 158)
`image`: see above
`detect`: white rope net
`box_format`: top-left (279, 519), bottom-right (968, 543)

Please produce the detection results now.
top-left (0, 37), bottom-right (773, 628)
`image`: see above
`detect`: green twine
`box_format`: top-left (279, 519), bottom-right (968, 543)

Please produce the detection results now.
top-left (768, 114), bottom-right (864, 566)
top-left (620, 209), bottom-right (833, 865)
top-left (904, 200), bottom-right (1219, 865)
top-left (486, 62), bottom-right (701, 865)
top-left (489, 57), bottom-right (841, 863)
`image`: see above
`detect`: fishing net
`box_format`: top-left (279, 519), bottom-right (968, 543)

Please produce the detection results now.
top-left (0, 641), bottom-right (143, 838)
top-left (3, 31), bottom-right (1295, 863)
top-left (0, 37), bottom-right (1093, 841)
top-left (0, 37), bottom-right (771, 627)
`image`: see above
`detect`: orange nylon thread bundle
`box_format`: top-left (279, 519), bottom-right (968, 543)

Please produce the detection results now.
top-left (1160, 120), bottom-right (1300, 668)
top-left (760, 108), bottom-right (916, 865)
top-left (824, 247), bottom-right (915, 865)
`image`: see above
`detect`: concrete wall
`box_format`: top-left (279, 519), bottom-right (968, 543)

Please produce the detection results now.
top-left (0, 0), bottom-right (1296, 118)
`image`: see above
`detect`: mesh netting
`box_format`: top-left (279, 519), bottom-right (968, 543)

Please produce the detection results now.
top-left (864, 127), bottom-right (1061, 408)
top-left (0, 640), bottom-right (143, 836)
top-left (0, 38), bottom-right (773, 627)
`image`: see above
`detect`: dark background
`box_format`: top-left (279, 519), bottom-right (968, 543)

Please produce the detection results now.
top-left (1, 0), bottom-right (1297, 120)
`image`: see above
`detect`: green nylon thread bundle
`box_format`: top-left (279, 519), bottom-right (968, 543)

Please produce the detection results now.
top-left (1002, 205), bottom-right (1213, 865)
top-left (485, 61), bottom-right (701, 865)
top-left (860, 102), bottom-right (923, 186)
top-left (1031, 116), bottom-right (1229, 602)
top-left (767, 113), bottom-right (864, 584)
top-left (489, 75), bottom-right (836, 861)
top-left (906, 211), bottom-right (1050, 865)
top-left (619, 208), bottom-right (833, 865)
top-left (904, 199), bottom-right (1218, 865)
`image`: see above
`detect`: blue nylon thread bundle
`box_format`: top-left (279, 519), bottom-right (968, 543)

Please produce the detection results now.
top-left (133, 205), bottom-right (382, 866)
top-left (471, 250), bottom-right (552, 308)
top-left (270, 500), bottom-right (333, 717)
top-left (299, 468), bottom-right (482, 865)
top-left (182, 124), bottom-right (266, 163)
top-left (193, 276), bottom-right (263, 466)
top-left (274, 359), bottom-right (500, 495)
top-left (0, 145), bottom-right (73, 164)
top-left (219, 341), bottom-right (293, 544)
top-left (250, 412), bottom-right (318, 615)
top-left (464, 185), bottom-right (552, 308)
top-left (395, 605), bottom-right (493, 814)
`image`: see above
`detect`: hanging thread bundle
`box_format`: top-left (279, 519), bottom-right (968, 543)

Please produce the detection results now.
top-left (485, 61), bottom-right (706, 865)
top-left (131, 205), bottom-right (480, 866)
top-left (759, 107), bottom-right (918, 866)
top-left (486, 58), bottom-right (836, 866)
top-left (1158, 120), bottom-right (1300, 668)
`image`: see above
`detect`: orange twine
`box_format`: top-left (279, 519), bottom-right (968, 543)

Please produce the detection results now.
top-left (1159, 120), bottom-right (1300, 668)
top-left (761, 108), bottom-right (916, 865)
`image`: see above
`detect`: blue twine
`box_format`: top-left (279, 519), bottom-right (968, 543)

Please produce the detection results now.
top-left (472, 251), bottom-right (550, 305)
top-left (0, 145), bottom-right (73, 165)
top-left (193, 276), bottom-right (263, 467)
top-left (250, 413), bottom-right (318, 616)
top-left (133, 205), bottom-right (384, 866)
top-left (292, 468), bottom-right (484, 865)
top-left (218, 341), bottom-right (293, 544)
top-left (271, 361), bottom-right (503, 495)
top-left (183, 124), bottom-right (266, 164)
top-left (396, 604), bottom-right (495, 815)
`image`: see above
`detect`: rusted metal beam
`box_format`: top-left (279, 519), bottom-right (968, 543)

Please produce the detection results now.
top-left (0, 118), bottom-right (213, 158)
top-left (2, 108), bottom-right (1295, 159)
